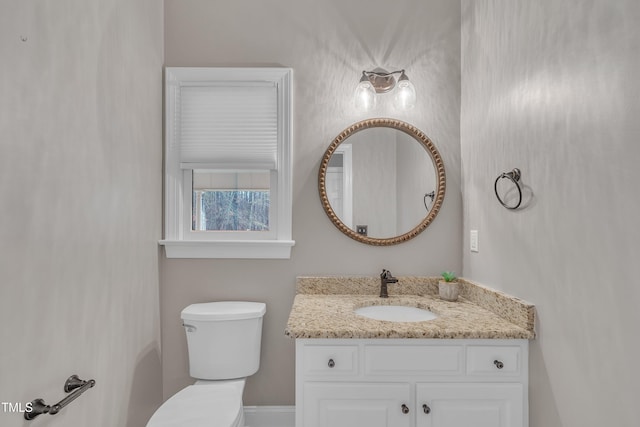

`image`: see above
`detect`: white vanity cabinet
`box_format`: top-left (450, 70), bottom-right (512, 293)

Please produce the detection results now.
top-left (295, 339), bottom-right (528, 427)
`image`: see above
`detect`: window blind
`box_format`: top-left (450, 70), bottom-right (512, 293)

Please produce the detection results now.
top-left (179, 83), bottom-right (278, 169)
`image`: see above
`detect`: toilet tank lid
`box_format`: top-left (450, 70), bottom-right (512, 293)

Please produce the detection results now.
top-left (181, 301), bottom-right (266, 321)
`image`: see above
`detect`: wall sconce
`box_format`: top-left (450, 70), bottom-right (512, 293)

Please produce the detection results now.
top-left (354, 68), bottom-right (417, 111)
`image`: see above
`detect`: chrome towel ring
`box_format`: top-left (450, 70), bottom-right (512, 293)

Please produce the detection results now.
top-left (494, 168), bottom-right (522, 210)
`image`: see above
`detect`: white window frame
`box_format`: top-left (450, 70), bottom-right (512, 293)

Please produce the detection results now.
top-left (159, 67), bottom-right (294, 259)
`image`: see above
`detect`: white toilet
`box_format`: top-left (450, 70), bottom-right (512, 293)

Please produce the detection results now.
top-left (147, 301), bottom-right (266, 427)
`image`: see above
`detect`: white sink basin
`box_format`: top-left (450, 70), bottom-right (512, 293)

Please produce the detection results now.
top-left (354, 305), bottom-right (438, 322)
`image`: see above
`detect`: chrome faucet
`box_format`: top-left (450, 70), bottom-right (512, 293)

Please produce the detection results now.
top-left (379, 269), bottom-right (398, 298)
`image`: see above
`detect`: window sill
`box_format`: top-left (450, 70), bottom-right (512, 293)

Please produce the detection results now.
top-left (159, 239), bottom-right (295, 259)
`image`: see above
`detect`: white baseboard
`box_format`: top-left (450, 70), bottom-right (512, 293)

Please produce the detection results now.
top-left (243, 406), bottom-right (295, 427)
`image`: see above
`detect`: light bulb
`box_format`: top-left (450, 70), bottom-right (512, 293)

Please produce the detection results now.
top-left (394, 72), bottom-right (416, 110)
top-left (354, 74), bottom-right (376, 111)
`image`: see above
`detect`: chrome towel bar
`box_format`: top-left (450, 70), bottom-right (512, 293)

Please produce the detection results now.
top-left (24, 375), bottom-right (96, 421)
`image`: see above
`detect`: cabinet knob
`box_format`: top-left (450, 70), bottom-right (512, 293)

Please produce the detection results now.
top-left (423, 404), bottom-right (431, 414)
top-left (401, 404), bottom-right (410, 414)
top-left (494, 359), bottom-right (504, 369)
top-left (328, 359), bottom-right (335, 368)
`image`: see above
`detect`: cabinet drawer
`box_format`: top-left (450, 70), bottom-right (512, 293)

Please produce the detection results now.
top-left (466, 345), bottom-right (522, 376)
top-left (303, 345), bottom-right (359, 376)
top-left (364, 345), bottom-right (464, 376)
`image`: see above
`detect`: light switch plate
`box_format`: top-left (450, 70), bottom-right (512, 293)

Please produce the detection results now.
top-left (470, 230), bottom-right (479, 252)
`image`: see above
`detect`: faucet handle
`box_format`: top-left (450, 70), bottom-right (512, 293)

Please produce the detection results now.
top-left (381, 269), bottom-right (391, 279)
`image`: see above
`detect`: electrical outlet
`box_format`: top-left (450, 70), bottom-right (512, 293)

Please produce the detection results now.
top-left (470, 230), bottom-right (479, 252)
top-left (356, 225), bottom-right (368, 236)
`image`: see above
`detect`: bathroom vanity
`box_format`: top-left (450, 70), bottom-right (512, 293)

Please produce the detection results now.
top-left (286, 277), bottom-right (535, 427)
top-left (296, 338), bottom-right (527, 427)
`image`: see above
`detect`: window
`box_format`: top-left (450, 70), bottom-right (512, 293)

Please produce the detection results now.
top-left (191, 170), bottom-right (271, 232)
top-left (160, 68), bottom-right (294, 258)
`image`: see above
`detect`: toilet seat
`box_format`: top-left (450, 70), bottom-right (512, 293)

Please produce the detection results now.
top-left (146, 381), bottom-right (244, 427)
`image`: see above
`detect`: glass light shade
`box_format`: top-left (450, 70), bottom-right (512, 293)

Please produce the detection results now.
top-left (394, 78), bottom-right (416, 110)
top-left (354, 79), bottom-right (377, 111)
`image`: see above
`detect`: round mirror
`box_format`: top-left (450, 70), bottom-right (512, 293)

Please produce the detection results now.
top-left (319, 118), bottom-right (445, 245)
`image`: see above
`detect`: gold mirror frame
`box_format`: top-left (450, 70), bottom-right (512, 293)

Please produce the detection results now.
top-left (318, 118), bottom-right (446, 246)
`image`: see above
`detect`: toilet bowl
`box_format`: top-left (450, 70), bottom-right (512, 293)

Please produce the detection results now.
top-left (146, 302), bottom-right (266, 427)
top-left (146, 380), bottom-right (245, 427)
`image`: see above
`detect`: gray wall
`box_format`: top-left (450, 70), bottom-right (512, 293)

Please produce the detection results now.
top-left (163, 0), bottom-right (462, 405)
top-left (396, 133), bottom-right (437, 233)
top-left (351, 130), bottom-right (397, 238)
top-left (461, 1), bottom-right (640, 426)
top-left (0, 1), bottom-right (163, 426)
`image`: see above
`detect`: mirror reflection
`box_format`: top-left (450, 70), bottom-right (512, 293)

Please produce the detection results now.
top-left (319, 119), bottom-right (445, 245)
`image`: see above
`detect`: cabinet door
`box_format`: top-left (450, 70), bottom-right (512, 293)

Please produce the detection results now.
top-left (303, 382), bottom-right (411, 427)
top-left (416, 383), bottom-right (524, 427)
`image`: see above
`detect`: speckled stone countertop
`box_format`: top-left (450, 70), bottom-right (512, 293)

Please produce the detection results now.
top-left (285, 276), bottom-right (535, 340)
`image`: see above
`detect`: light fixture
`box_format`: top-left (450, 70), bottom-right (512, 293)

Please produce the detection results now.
top-left (354, 73), bottom-right (377, 111)
top-left (354, 69), bottom-right (416, 111)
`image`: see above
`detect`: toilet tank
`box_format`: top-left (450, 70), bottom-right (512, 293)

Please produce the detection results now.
top-left (181, 301), bottom-right (266, 380)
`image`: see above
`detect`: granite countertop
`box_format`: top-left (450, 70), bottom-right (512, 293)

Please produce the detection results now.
top-left (285, 276), bottom-right (535, 340)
